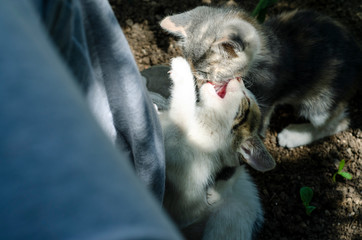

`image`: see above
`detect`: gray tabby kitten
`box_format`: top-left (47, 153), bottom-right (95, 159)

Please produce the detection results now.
top-left (159, 57), bottom-right (265, 239)
top-left (160, 7), bottom-right (362, 148)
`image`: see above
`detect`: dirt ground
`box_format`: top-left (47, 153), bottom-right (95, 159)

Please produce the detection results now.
top-left (110, 0), bottom-right (361, 239)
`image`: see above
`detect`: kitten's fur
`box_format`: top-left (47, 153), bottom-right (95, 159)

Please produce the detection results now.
top-left (161, 7), bottom-right (362, 148)
top-left (160, 57), bottom-right (263, 239)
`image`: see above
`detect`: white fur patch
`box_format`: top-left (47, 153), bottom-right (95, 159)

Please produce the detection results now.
top-left (168, 57), bottom-right (196, 129)
top-left (310, 112), bottom-right (330, 127)
top-left (278, 123), bottom-right (314, 148)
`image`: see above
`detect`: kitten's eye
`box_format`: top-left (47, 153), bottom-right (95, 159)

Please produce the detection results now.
top-left (197, 70), bottom-right (208, 75)
top-left (231, 98), bottom-right (251, 132)
top-left (195, 70), bottom-right (209, 80)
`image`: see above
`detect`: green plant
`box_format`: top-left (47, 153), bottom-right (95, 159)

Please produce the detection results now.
top-left (332, 159), bottom-right (352, 182)
top-left (252, 0), bottom-right (278, 23)
top-left (300, 187), bottom-right (316, 216)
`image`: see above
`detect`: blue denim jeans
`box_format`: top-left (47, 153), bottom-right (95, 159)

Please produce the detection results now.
top-left (0, 0), bottom-right (181, 239)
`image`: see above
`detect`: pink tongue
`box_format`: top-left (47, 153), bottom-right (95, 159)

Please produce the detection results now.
top-left (217, 83), bottom-right (228, 98)
top-left (212, 77), bottom-right (242, 98)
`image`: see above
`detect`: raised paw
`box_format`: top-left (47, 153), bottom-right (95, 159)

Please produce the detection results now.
top-left (223, 79), bottom-right (244, 103)
top-left (169, 57), bottom-right (193, 84)
top-left (199, 79), bottom-right (243, 111)
top-left (277, 123), bottom-right (314, 148)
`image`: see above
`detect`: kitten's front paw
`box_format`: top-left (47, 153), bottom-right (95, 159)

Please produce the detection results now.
top-left (170, 57), bottom-right (193, 84)
top-left (206, 187), bottom-right (221, 206)
top-left (223, 79), bottom-right (243, 103)
top-left (226, 79), bottom-right (243, 94)
top-left (278, 124), bottom-right (314, 148)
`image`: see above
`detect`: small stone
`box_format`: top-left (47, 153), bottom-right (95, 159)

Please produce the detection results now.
top-left (348, 212), bottom-right (355, 217)
top-left (141, 57), bottom-right (150, 65)
top-left (346, 148), bottom-right (352, 155)
top-left (300, 222), bottom-right (307, 228)
top-left (357, 12), bottom-right (362, 20)
top-left (348, 187), bottom-right (355, 193)
top-left (126, 19), bottom-right (133, 26)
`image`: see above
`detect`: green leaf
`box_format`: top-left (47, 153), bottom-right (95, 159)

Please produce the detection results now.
top-left (332, 173), bottom-right (337, 182)
top-left (252, 0), bottom-right (278, 19)
top-left (300, 187), bottom-right (313, 204)
top-left (251, 0), bottom-right (264, 17)
top-left (338, 159), bottom-right (345, 173)
top-left (256, 8), bottom-right (267, 23)
top-left (306, 206), bottom-right (316, 216)
top-left (339, 172), bottom-right (352, 180)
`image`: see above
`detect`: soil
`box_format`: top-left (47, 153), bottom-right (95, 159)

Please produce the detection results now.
top-left (110, 1), bottom-right (361, 239)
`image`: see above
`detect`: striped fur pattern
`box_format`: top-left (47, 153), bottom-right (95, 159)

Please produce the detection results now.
top-left (161, 7), bottom-right (362, 148)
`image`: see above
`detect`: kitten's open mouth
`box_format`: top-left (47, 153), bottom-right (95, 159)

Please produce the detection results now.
top-left (208, 77), bottom-right (242, 98)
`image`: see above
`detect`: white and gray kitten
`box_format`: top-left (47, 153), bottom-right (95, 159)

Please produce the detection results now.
top-left (161, 6), bottom-right (362, 148)
top-left (159, 57), bottom-right (265, 239)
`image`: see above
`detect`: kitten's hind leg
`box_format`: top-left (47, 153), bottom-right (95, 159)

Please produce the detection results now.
top-left (168, 57), bottom-right (197, 127)
top-left (278, 106), bottom-right (349, 148)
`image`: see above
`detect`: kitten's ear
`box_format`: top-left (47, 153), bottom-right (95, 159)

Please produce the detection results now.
top-left (215, 19), bottom-right (261, 58)
top-left (160, 16), bottom-right (187, 38)
top-left (237, 136), bottom-right (276, 172)
top-left (215, 38), bottom-right (244, 58)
